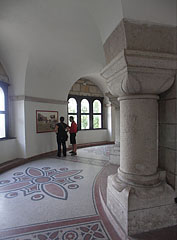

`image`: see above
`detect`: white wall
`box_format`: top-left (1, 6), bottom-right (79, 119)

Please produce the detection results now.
top-left (0, 139), bottom-right (18, 164)
top-left (25, 101), bottom-right (109, 158)
top-left (122, 0), bottom-right (176, 27)
top-left (76, 129), bottom-right (108, 145)
top-left (11, 100), bottom-right (26, 158)
top-left (83, 0), bottom-right (123, 43)
top-left (1, 98), bottom-right (110, 161)
top-left (25, 101), bottom-right (67, 158)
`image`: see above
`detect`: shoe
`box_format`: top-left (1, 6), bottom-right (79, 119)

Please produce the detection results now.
top-left (63, 155), bottom-right (66, 157)
top-left (57, 155), bottom-right (61, 157)
top-left (71, 152), bottom-right (77, 156)
top-left (69, 151), bottom-right (74, 153)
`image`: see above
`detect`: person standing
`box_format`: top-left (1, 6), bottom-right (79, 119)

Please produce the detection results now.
top-left (69, 116), bottom-right (77, 156)
top-left (55, 116), bottom-right (68, 157)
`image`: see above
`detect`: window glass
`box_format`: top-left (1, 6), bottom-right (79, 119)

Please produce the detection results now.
top-left (81, 99), bottom-right (89, 113)
top-left (81, 115), bottom-right (89, 129)
top-left (0, 87), bottom-right (5, 111)
top-left (93, 100), bottom-right (101, 113)
top-left (0, 114), bottom-right (5, 138)
top-left (68, 98), bottom-right (77, 113)
top-left (67, 95), bottom-right (103, 130)
top-left (93, 115), bottom-right (102, 129)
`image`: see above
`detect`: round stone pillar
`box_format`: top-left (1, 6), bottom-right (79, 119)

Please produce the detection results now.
top-left (118, 95), bottom-right (160, 186)
top-left (101, 49), bottom-right (176, 235)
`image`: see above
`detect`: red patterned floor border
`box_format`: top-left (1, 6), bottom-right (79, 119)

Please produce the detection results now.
top-left (0, 163), bottom-right (121, 240)
top-left (94, 165), bottom-right (121, 240)
top-left (0, 216), bottom-right (100, 239)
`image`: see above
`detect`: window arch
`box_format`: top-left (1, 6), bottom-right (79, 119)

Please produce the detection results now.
top-left (68, 95), bottom-right (103, 130)
top-left (81, 99), bottom-right (89, 129)
top-left (0, 82), bottom-right (8, 139)
top-left (0, 87), bottom-right (5, 111)
top-left (93, 100), bottom-right (102, 129)
top-left (68, 97), bottom-right (78, 124)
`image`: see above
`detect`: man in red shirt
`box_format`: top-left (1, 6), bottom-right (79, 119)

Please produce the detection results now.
top-left (69, 116), bottom-right (77, 156)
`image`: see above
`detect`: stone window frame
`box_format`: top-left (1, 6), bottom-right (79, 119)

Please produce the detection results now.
top-left (0, 81), bottom-right (9, 139)
top-left (68, 95), bottom-right (104, 131)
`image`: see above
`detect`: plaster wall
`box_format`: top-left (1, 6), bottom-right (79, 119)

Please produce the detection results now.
top-left (121, 0), bottom-right (176, 27)
top-left (25, 101), bottom-right (67, 159)
top-left (76, 129), bottom-right (108, 145)
top-left (0, 139), bottom-right (18, 164)
top-left (24, 100), bottom-right (109, 159)
top-left (0, 39), bottom-right (28, 96)
top-left (83, 0), bottom-right (123, 44)
top-left (10, 100), bottom-right (26, 158)
top-left (0, 63), bottom-right (7, 77)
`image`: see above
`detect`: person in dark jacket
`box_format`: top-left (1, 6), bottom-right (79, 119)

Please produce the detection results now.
top-left (55, 116), bottom-right (68, 157)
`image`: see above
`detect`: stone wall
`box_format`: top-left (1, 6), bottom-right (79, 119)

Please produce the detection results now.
top-left (104, 19), bottom-right (176, 64)
top-left (69, 79), bottom-right (103, 97)
top-left (159, 75), bottom-right (177, 191)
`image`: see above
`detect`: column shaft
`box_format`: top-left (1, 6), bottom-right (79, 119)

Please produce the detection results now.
top-left (118, 95), bottom-right (159, 184)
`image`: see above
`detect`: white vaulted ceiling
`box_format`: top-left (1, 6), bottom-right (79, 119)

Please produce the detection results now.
top-left (0, 0), bottom-right (176, 100)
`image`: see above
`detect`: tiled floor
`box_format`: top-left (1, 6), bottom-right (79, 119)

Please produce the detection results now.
top-left (0, 145), bottom-right (119, 240)
top-left (0, 145), bottom-right (177, 240)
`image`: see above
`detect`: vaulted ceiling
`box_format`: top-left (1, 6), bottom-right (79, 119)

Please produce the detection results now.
top-left (0, 0), bottom-right (176, 100)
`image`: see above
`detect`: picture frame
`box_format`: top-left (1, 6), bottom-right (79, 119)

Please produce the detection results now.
top-left (36, 110), bottom-right (58, 133)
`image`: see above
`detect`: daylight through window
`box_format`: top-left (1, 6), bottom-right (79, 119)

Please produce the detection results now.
top-left (0, 84), bottom-right (8, 138)
top-left (68, 95), bottom-right (103, 130)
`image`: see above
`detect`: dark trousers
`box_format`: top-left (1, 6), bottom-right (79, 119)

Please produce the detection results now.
top-left (57, 139), bottom-right (66, 157)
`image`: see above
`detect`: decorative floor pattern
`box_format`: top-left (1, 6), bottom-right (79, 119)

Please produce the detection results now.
top-left (1, 145), bottom-right (174, 240)
top-left (0, 167), bottom-right (83, 201)
top-left (5, 221), bottom-right (110, 240)
top-left (0, 149), bottom-right (120, 240)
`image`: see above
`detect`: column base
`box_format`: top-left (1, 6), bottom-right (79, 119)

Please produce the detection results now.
top-left (107, 173), bottom-right (177, 236)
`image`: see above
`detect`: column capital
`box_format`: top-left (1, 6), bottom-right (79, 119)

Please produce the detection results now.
top-left (101, 50), bottom-right (177, 97)
top-left (105, 92), bottom-right (120, 109)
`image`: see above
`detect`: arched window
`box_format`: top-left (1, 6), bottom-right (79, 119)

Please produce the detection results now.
top-left (68, 97), bottom-right (77, 123)
top-left (93, 100), bottom-right (102, 129)
top-left (0, 82), bottom-right (8, 139)
top-left (68, 95), bottom-right (103, 130)
top-left (81, 99), bottom-right (89, 129)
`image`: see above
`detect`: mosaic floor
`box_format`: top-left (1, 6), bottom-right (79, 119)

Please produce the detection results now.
top-left (0, 145), bottom-right (177, 240)
top-left (0, 145), bottom-right (119, 240)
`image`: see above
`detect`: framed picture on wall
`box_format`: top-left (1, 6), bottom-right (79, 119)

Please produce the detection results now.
top-left (36, 110), bottom-right (58, 133)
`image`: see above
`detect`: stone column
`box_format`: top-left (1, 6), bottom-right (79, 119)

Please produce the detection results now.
top-left (101, 50), bottom-right (177, 236)
top-left (119, 95), bottom-right (159, 186)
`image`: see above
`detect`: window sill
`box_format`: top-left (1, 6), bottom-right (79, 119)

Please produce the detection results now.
top-left (79, 128), bottom-right (107, 131)
top-left (0, 137), bottom-right (16, 142)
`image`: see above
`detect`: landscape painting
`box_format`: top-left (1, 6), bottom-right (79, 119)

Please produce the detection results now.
top-left (36, 110), bottom-right (58, 133)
